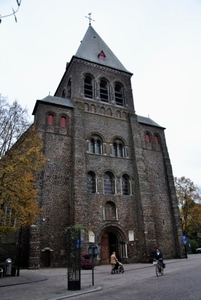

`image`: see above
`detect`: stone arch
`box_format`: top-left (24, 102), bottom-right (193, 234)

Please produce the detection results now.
top-left (97, 224), bottom-right (127, 242)
top-left (109, 135), bottom-right (127, 145)
top-left (107, 108), bottom-right (112, 116)
top-left (87, 131), bottom-right (105, 143)
top-left (100, 106), bottom-right (105, 114)
top-left (46, 111), bottom-right (55, 125)
top-left (84, 103), bottom-right (89, 111)
top-left (97, 224), bottom-right (128, 264)
top-left (91, 104), bottom-right (96, 113)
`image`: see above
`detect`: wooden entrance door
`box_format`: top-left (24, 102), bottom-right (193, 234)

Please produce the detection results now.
top-left (42, 250), bottom-right (50, 267)
top-left (101, 232), bottom-right (110, 264)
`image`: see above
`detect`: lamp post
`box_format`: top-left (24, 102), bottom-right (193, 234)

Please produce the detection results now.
top-left (16, 226), bottom-right (22, 276)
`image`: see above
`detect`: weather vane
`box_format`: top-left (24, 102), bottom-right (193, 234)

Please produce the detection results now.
top-left (85, 12), bottom-right (95, 26)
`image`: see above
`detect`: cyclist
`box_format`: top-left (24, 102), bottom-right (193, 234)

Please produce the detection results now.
top-left (154, 248), bottom-right (164, 272)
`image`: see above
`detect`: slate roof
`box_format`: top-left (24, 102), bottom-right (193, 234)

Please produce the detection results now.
top-left (137, 115), bottom-right (165, 129)
top-left (32, 95), bottom-right (73, 115)
top-left (75, 25), bottom-right (131, 74)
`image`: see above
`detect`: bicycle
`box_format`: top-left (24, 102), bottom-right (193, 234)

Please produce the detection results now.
top-left (153, 259), bottom-right (164, 277)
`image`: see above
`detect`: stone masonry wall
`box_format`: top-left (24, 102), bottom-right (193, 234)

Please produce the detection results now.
top-left (137, 122), bottom-right (184, 258)
top-left (30, 102), bottom-right (74, 267)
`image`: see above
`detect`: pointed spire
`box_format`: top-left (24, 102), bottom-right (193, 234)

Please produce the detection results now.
top-left (75, 26), bottom-right (131, 73)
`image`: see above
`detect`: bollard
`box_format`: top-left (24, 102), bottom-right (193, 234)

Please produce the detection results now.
top-left (0, 268), bottom-right (3, 278)
top-left (5, 258), bottom-right (12, 276)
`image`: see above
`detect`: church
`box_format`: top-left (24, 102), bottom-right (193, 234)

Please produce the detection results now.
top-left (29, 23), bottom-right (184, 268)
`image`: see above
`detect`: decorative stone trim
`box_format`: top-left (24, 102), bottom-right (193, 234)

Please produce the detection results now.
top-left (41, 247), bottom-right (53, 252)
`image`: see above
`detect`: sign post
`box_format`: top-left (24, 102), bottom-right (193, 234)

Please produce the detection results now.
top-left (88, 244), bottom-right (99, 286)
top-left (182, 235), bottom-right (188, 258)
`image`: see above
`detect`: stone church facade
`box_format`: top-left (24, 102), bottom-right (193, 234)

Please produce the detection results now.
top-left (29, 25), bottom-right (184, 268)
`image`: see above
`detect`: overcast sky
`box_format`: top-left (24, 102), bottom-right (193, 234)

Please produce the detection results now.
top-left (1, 0), bottom-right (201, 189)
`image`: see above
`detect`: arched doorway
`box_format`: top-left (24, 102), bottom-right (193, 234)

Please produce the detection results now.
top-left (41, 247), bottom-right (53, 267)
top-left (100, 232), bottom-right (119, 264)
top-left (98, 225), bottom-right (128, 265)
top-left (42, 249), bottom-right (50, 267)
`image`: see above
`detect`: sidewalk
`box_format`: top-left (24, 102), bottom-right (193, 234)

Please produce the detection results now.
top-left (0, 258), bottom-right (185, 300)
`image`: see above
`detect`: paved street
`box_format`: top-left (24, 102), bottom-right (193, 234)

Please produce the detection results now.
top-left (0, 254), bottom-right (201, 300)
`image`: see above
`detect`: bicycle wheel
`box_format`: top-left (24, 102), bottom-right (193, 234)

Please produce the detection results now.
top-left (155, 265), bottom-right (159, 277)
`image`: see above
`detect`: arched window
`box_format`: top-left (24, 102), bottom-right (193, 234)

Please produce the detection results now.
top-left (100, 79), bottom-right (108, 102)
top-left (87, 171), bottom-right (96, 193)
top-left (115, 83), bottom-right (124, 106)
top-left (154, 134), bottom-right (160, 144)
top-left (89, 135), bottom-right (102, 154)
top-left (112, 138), bottom-right (124, 157)
top-left (67, 79), bottom-right (71, 98)
top-left (104, 171), bottom-right (115, 194)
top-left (96, 140), bottom-right (101, 154)
top-left (62, 89), bottom-right (66, 98)
top-left (105, 201), bottom-right (116, 219)
top-left (145, 133), bottom-right (151, 143)
top-left (60, 116), bottom-right (66, 127)
top-left (84, 75), bottom-right (93, 98)
top-left (122, 174), bottom-right (130, 195)
top-left (47, 114), bottom-right (54, 125)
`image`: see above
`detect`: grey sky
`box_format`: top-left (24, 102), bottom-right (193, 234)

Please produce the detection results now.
top-left (1, 0), bottom-right (201, 188)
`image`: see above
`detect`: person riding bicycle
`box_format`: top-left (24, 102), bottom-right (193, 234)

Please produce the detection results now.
top-left (154, 248), bottom-right (163, 267)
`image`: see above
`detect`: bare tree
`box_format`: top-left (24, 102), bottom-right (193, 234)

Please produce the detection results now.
top-left (0, 0), bottom-right (22, 24)
top-left (0, 95), bottom-right (30, 158)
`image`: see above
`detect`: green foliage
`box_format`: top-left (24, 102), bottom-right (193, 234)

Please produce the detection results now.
top-left (65, 224), bottom-right (84, 234)
top-left (66, 224), bottom-right (83, 282)
top-left (0, 125), bottom-right (46, 233)
top-left (187, 239), bottom-right (199, 253)
top-left (175, 176), bottom-right (201, 240)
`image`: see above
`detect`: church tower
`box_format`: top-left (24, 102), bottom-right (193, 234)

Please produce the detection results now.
top-left (30, 24), bottom-right (184, 268)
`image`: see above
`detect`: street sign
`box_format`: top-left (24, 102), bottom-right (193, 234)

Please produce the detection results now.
top-left (182, 235), bottom-right (187, 244)
top-left (76, 239), bottom-right (82, 248)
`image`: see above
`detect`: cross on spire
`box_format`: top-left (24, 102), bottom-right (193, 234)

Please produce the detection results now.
top-left (85, 12), bottom-right (95, 26)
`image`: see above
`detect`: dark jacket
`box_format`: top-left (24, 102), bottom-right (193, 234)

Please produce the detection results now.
top-left (154, 251), bottom-right (163, 261)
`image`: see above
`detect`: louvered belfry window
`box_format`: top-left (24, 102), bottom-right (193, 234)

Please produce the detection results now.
top-left (100, 79), bottom-right (108, 102)
top-left (115, 83), bottom-right (123, 106)
top-left (84, 75), bottom-right (93, 98)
